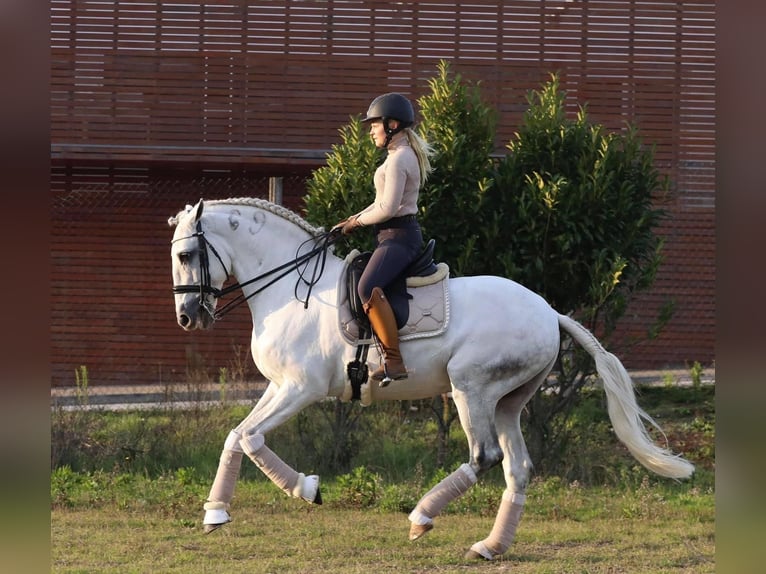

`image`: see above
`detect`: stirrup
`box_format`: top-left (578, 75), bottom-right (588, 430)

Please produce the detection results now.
top-left (373, 365), bottom-right (408, 388)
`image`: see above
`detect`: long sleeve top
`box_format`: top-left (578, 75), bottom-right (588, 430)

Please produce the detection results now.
top-left (355, 132), bottom-right (420, 226)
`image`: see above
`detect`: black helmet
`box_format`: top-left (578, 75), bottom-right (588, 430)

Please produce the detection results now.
top-left (362, 93), bottom-right (415, 147)
top-left (362, 93), bottom-right (415, 126)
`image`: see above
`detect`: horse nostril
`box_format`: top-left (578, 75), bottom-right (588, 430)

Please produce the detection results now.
top-left (178, 314), bottom-right (191, 328)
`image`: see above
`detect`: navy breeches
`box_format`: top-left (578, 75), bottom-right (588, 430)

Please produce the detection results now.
top-left (357, 223), bottom-right (422, 303)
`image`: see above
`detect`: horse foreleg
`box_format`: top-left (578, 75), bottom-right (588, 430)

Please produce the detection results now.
top-left (203, 430), bottom-right (245, 533)
top-left (235, 380), bottom-right (325, 504)
top-left (239, 432), bottom-right (321, 504)
top-left (203, 382), bottom-right (280, 532)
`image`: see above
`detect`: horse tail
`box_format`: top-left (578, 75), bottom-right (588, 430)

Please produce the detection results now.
top-left (557, 313), bottom-right (695, 480)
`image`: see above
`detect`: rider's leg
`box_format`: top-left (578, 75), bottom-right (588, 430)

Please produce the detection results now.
top-left (363, 286), bottom-right (407, 385)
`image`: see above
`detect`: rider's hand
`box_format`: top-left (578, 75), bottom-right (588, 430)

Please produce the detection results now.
top-left (331, 217), bottom-right (349, 233)
top-left (332, 216), bottom-right (362, 236)
top-left (340, 216), bottom-right (362, 235)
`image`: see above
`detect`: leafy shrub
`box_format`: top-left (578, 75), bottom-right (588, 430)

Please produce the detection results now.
top-left (335, 466), bottom-right (382, 508)
top-left (301, 62), bottom-right (672, 474)
top-left (416, 59), bottom-right (497, 274)
top-left (303, 118), bottom-right (380, 256)
top-left (378, 482), bottom-right (421, 514)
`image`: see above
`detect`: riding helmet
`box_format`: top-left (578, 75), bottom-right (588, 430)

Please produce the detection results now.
top-left (362, 93), bottom-right (415, 127)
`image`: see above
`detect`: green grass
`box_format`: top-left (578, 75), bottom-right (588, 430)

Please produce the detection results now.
top-left (51, 384), bottom-right (715, 572)
top-left (51, 477), bottom-right (714, 573)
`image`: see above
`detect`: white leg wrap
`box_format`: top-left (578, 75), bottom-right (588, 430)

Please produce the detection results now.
top-left (240, 432), bottom-right (319, 502)
top-left (297, 473), bottom-right (320, 503)
top-left (202, 501), bottom-right (231, 526)
top-left (360, 381), bottom-right (373, 407)
top-left (469, 490), bottom-right (526, 559)
top-left (206, 430), bottom-right (244, 510)
top-left (223, 429), bottom-right (245, 452)
top-left (408, 463), bottom-right (477, 525)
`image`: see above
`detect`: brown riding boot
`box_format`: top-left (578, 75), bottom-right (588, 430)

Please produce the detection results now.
top-left (363, 287), bottom-right (408, 386)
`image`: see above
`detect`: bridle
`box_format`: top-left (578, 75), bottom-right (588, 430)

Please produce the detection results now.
top-left (172, 219), bottom-right (340, 321)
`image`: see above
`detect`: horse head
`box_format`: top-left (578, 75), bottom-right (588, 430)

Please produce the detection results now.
top-left (168, 199), bottom-right (232, 330)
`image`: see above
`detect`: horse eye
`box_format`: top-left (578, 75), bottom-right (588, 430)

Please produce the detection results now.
top-left (178, 252), bottom-right (192, 264)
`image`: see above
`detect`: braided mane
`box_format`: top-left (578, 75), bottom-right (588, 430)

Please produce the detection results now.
top-left (210, 197), bottom-right (321, 235)
top-left (169, 197), bottom-right (323, 236)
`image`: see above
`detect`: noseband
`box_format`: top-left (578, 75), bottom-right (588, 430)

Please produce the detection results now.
top-left (172, 220), bottom-right (340, 321)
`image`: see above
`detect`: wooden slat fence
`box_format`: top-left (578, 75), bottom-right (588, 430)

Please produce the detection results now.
top-left (50, 1), bottom-right (715, 386)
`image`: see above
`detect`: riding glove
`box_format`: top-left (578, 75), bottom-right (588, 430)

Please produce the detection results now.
top-left (333, 216), bottom-right (362, 235)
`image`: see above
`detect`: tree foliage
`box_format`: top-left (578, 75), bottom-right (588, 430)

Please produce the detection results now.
top-left (416, 59), bottom-right (497, 275)
top-left (301, 62), bottom-right (672, 473)
top-left (482, 74), bottom-right (670, 471)
top-left (303, 118), bottom-right (381, 256)
top-left (486, 74), bottom-right (667, 328)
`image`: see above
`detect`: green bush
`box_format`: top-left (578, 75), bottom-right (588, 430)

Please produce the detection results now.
top-left (416, 59), bottom-right (497, 274)
top-left (301, 63), bottom-right (672, 472)
top-left (303, 117), bottom-right (380, 256)
top-left (50, 384), bottom-right (713, 513)
top-left (335, 466), bottom-right (382, 508)
top-left (50, 404), bottom-right (254, 478)
top-left (487, 73), bottom-right (668, 325)
top-left (483, 74), bottom-right (671, 469)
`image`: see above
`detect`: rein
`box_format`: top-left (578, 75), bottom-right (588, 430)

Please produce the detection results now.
top-left (172, 220), bottom-right (340, 321)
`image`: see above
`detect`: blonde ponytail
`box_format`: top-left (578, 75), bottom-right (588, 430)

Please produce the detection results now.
top-left (405, 128), bottom-right (435, 188)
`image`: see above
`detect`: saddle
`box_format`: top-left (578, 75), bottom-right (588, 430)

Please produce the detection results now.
top-left (339, 239), bottom-right (450, 404)
top-left (346, 238), bottom-right (439, 331)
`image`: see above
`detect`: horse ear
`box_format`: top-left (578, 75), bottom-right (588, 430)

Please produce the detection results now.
top-left (194, 199), bottom-right (204, 222)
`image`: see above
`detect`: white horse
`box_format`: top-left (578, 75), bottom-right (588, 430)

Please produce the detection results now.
top-left (168, 197), bottom-right (693, 561)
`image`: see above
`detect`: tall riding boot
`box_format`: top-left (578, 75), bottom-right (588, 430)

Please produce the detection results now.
top-left (363, 287), bottom-right (408, 386)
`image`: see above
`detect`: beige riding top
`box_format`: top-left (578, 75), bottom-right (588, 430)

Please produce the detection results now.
top-left (355, 131), bottom-right (420, 226)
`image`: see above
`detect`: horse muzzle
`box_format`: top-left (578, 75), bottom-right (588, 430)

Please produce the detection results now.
top-left (176, 298), bottom-right (216, 331)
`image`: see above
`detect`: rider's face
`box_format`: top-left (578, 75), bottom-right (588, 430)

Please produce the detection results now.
top-left (369, 119), bottom-right (399, 148)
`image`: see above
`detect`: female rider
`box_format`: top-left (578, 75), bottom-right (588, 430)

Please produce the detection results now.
top-left (334, 92), bottom-right (434, 386)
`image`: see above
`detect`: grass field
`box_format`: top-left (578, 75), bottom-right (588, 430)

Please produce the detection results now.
top-left (51, 479), bottom-right (714, 573)
top-left (51, 382), bottom-right (715, 572)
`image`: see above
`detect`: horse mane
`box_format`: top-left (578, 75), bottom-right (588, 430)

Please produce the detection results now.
top-left (168, 197), bottom-right (323, 236)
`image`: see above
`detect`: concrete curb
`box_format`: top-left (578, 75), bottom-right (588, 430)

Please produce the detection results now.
top-left (51, 369), bottom-right (714, 411)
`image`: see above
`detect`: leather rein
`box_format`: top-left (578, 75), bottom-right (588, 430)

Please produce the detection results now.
top-left (172, 219), bottom-right (340, 321)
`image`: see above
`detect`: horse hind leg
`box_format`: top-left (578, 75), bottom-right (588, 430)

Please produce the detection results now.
top-left (408, 385), bottom-right (504, 541)
top-left (466, 360), bottom-right (554, 560)
top-left (408, 462), bottom-right (478, 541)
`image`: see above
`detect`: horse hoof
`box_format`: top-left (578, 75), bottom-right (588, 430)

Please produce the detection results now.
top-left (203, 522), bottom-right (227, 534)
top-left (202, 504), bottom-right (231, 534)
top-left (464, 542), bottom-right (493, 561)
top-left (300, 474), bottom-right (322, 505)
top-left (464, 549), bottom-right (491, 561)
top-left (408, 522), bottom-right (433, 541)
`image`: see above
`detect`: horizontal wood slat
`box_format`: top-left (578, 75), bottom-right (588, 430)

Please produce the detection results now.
top-left (51, 1), bottom-right (714, 198)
